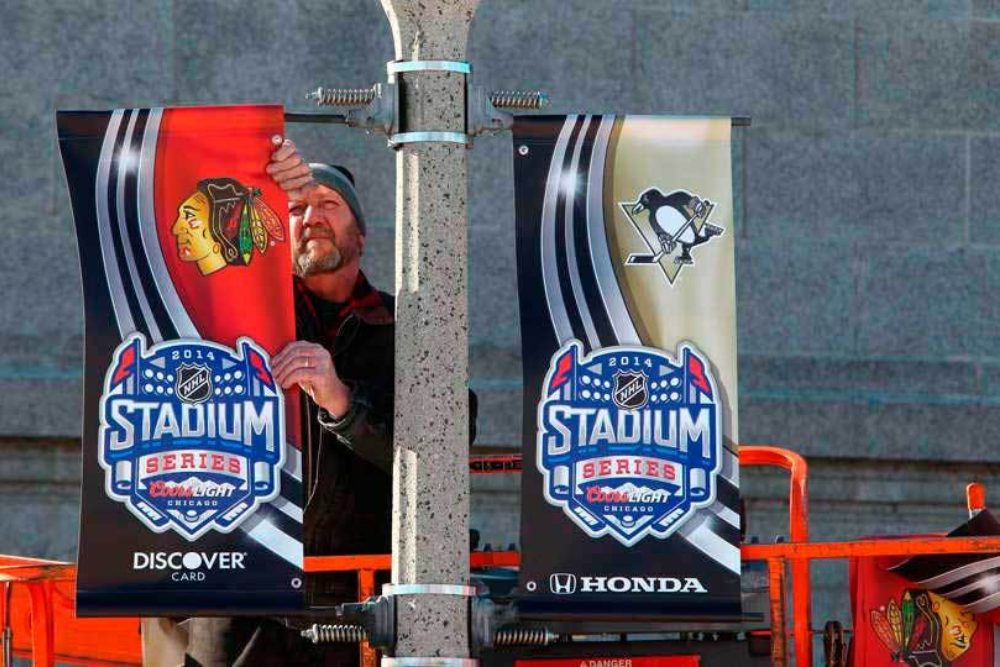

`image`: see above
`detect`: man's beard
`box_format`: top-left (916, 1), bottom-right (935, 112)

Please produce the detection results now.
top-left (294, 243), bottom-right (343, 277)
top-left (293, 228), bottom-right (359, 278)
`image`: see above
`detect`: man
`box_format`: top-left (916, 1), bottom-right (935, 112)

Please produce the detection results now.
top-left (183, 142), bottom-right (388, 666)
top-left (182, 141), bottom-right (475, 665)
top-left (270, 148), bottom-right (398, 598)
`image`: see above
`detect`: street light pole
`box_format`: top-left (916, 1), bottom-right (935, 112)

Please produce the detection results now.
top-left (380, 0), bottom-right (480, 663)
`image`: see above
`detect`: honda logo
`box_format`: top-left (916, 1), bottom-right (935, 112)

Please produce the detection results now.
top-left (549, 573), bottom-right (577, 595)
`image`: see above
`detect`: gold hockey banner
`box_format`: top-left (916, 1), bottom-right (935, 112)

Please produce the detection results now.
top-left (513, 115), bottom-right (741, 619)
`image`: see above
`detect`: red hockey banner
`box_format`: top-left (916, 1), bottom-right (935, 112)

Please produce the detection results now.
top-left (58, 105), bottom-right (303, 615)
top-left (153, 107), bottom-right (295, 352)
top-left (851, 548), bottom-right (995, 666)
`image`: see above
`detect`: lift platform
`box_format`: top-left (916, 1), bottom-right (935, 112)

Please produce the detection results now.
top-left (2, 445), bottom-right (997, 666)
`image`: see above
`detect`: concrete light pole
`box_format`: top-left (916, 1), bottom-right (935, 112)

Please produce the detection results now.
top-left (380, 0), bottom-right (480, 663)
top-left (304, 2), bottom-right (543, 659)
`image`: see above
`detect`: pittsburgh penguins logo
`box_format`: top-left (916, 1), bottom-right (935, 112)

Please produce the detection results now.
top-left (620, 188), bottom-right (724, 285)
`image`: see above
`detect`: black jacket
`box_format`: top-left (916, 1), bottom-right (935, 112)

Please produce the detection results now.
top-left (296, 278), bottom-right (395, 604)
top-left (295, 277), bottom-right (477, 605)
top-left (184, 278), bottom-right (478, 664)
top-left (183, 281), bottom-right (398, 665)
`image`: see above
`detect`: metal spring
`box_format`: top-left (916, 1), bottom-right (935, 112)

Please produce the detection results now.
top-left (493, 627), bottom-right (559, 647)
top-left (301, 623), bottom-right (368, 644)
top-left (489, 90), bottom-right (549, 110)
top-left (308, 87), bottom-right (377, 107)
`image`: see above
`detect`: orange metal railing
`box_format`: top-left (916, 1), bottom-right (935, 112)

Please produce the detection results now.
top-left (303, 446), bottom-right (812, 666)
top-left (740, 445), bottom-right (811, 667)
top-left (0, 556), bottom-right (142, 666)
top-left (5, 446), bottom-right (1000, 667)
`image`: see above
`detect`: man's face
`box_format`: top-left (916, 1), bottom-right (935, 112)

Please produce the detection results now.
top-left (171, 192), bottom-right (214, 261)
top-left (289, 185), bottom-right (364, 278)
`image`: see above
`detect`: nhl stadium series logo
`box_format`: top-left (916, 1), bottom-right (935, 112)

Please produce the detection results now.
top-left (537, 340), bottom-right (721, 547)
top-left (98, 334), bottom-right (285, 540)
top-left (620, 188), bottom-right (723, 285)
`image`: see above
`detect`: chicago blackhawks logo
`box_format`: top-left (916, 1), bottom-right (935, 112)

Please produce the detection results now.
top-left (870, 590), bottom-right (978, 666)
top-left (171, 177), bottom-right (285, 276)
top-left (620, 188), bottom-right (723, 285)
top-left (98, 334), bottom-right (285, 540)
top-left (537, 341), bottom-right (721, 547)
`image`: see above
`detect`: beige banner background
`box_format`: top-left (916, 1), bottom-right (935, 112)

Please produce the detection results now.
top-left (605, 116), bottom-right (738, 445)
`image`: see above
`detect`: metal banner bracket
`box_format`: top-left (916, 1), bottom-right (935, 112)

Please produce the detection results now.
top-left (301, 65), bottom-right (749, 142)
top-left (386, 60), bottom-right (472, 80)
top-left (306, 82), bottom-right (398, 136)
top-left (381, 583), bottom-right (478, 597)
top-left (304, 60), bottom-right (548, 148)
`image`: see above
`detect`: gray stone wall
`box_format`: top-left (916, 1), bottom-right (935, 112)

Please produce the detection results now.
top-left (2, 0), bottom-right (999, 648)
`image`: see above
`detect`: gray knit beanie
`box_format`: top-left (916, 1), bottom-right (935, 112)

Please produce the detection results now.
top-left (309, 163), bottom-right (367, 235)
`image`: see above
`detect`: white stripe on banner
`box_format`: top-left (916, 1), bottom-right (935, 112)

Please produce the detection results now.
top-left (963, 590), bottom-right (1000, 616)
top-left (541, 116), bottom-right (579, 344)
top-left (562, 114), bottom-right (600, 350)
top-left (678, 514), bottom-right (742, 574)
top-left (284, 445), bottom-right (302, 482)
top-left (242, 514), bottom-right (303, 567)
top-left (137, 107), bottom-right (199, 340)
top-left (710, 503), bottom-right (741, 529)
top-left (96, 109), bottom-right (133, 337)
top-left (586, 115), bottom-right (641, 345)
top-left (116, 109), bottom-right (162, 342)
top-left (916, 555), bottom-right (1000, 589)
top-left (941, 571), bottom-right (1000, 599)
top-left (720, 448), bottom-right (739, 485)
top-left (271, 496), bottom-right (304, 523)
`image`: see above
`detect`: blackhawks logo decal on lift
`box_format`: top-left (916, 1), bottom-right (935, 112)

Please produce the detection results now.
top-left (620, 188), bottom-right (723, 285)
top-left (98, 334), bottom-right (285, 540)
top-left (536, 340), bottom-right (721, 547)
top-left (870, 590), bottom-right (978, 666)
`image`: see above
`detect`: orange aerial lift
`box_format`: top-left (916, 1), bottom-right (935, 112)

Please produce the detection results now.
top-left (2, 445), bottom-right (997, 667)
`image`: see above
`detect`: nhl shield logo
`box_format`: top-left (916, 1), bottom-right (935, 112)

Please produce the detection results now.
top-left (175, 364), bottom-right (212, 403)
top-left (613, 371), bottom-right (648, 410)
top-left (619, 188), bottom-right (723, 285)
top-left (537, 341), bottom-right (721, 547)
top-left (98, 334), bottom-right (285, 541)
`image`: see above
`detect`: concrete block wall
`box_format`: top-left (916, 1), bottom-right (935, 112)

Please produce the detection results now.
top-left (2, 0), bottom-right (999, 643)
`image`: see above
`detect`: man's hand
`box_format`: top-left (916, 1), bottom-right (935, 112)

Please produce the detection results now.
top-left (267, 138), bottom-right (315, 202)
top-left (272, 341), bottom-right (351, 418)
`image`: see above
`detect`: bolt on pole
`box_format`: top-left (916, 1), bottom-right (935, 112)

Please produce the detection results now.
top-left (380, 0), bottom-right (480, 663)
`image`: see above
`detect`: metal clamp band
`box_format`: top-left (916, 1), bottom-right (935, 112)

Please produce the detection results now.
top-left (381, 583), bottom-right (478, 597)
top-left (389, 131), bottom-right (469, 146)
top-left (387, 60), bottom-right (471, 76)
top-left (381, 659), bottom-right (478, 667)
